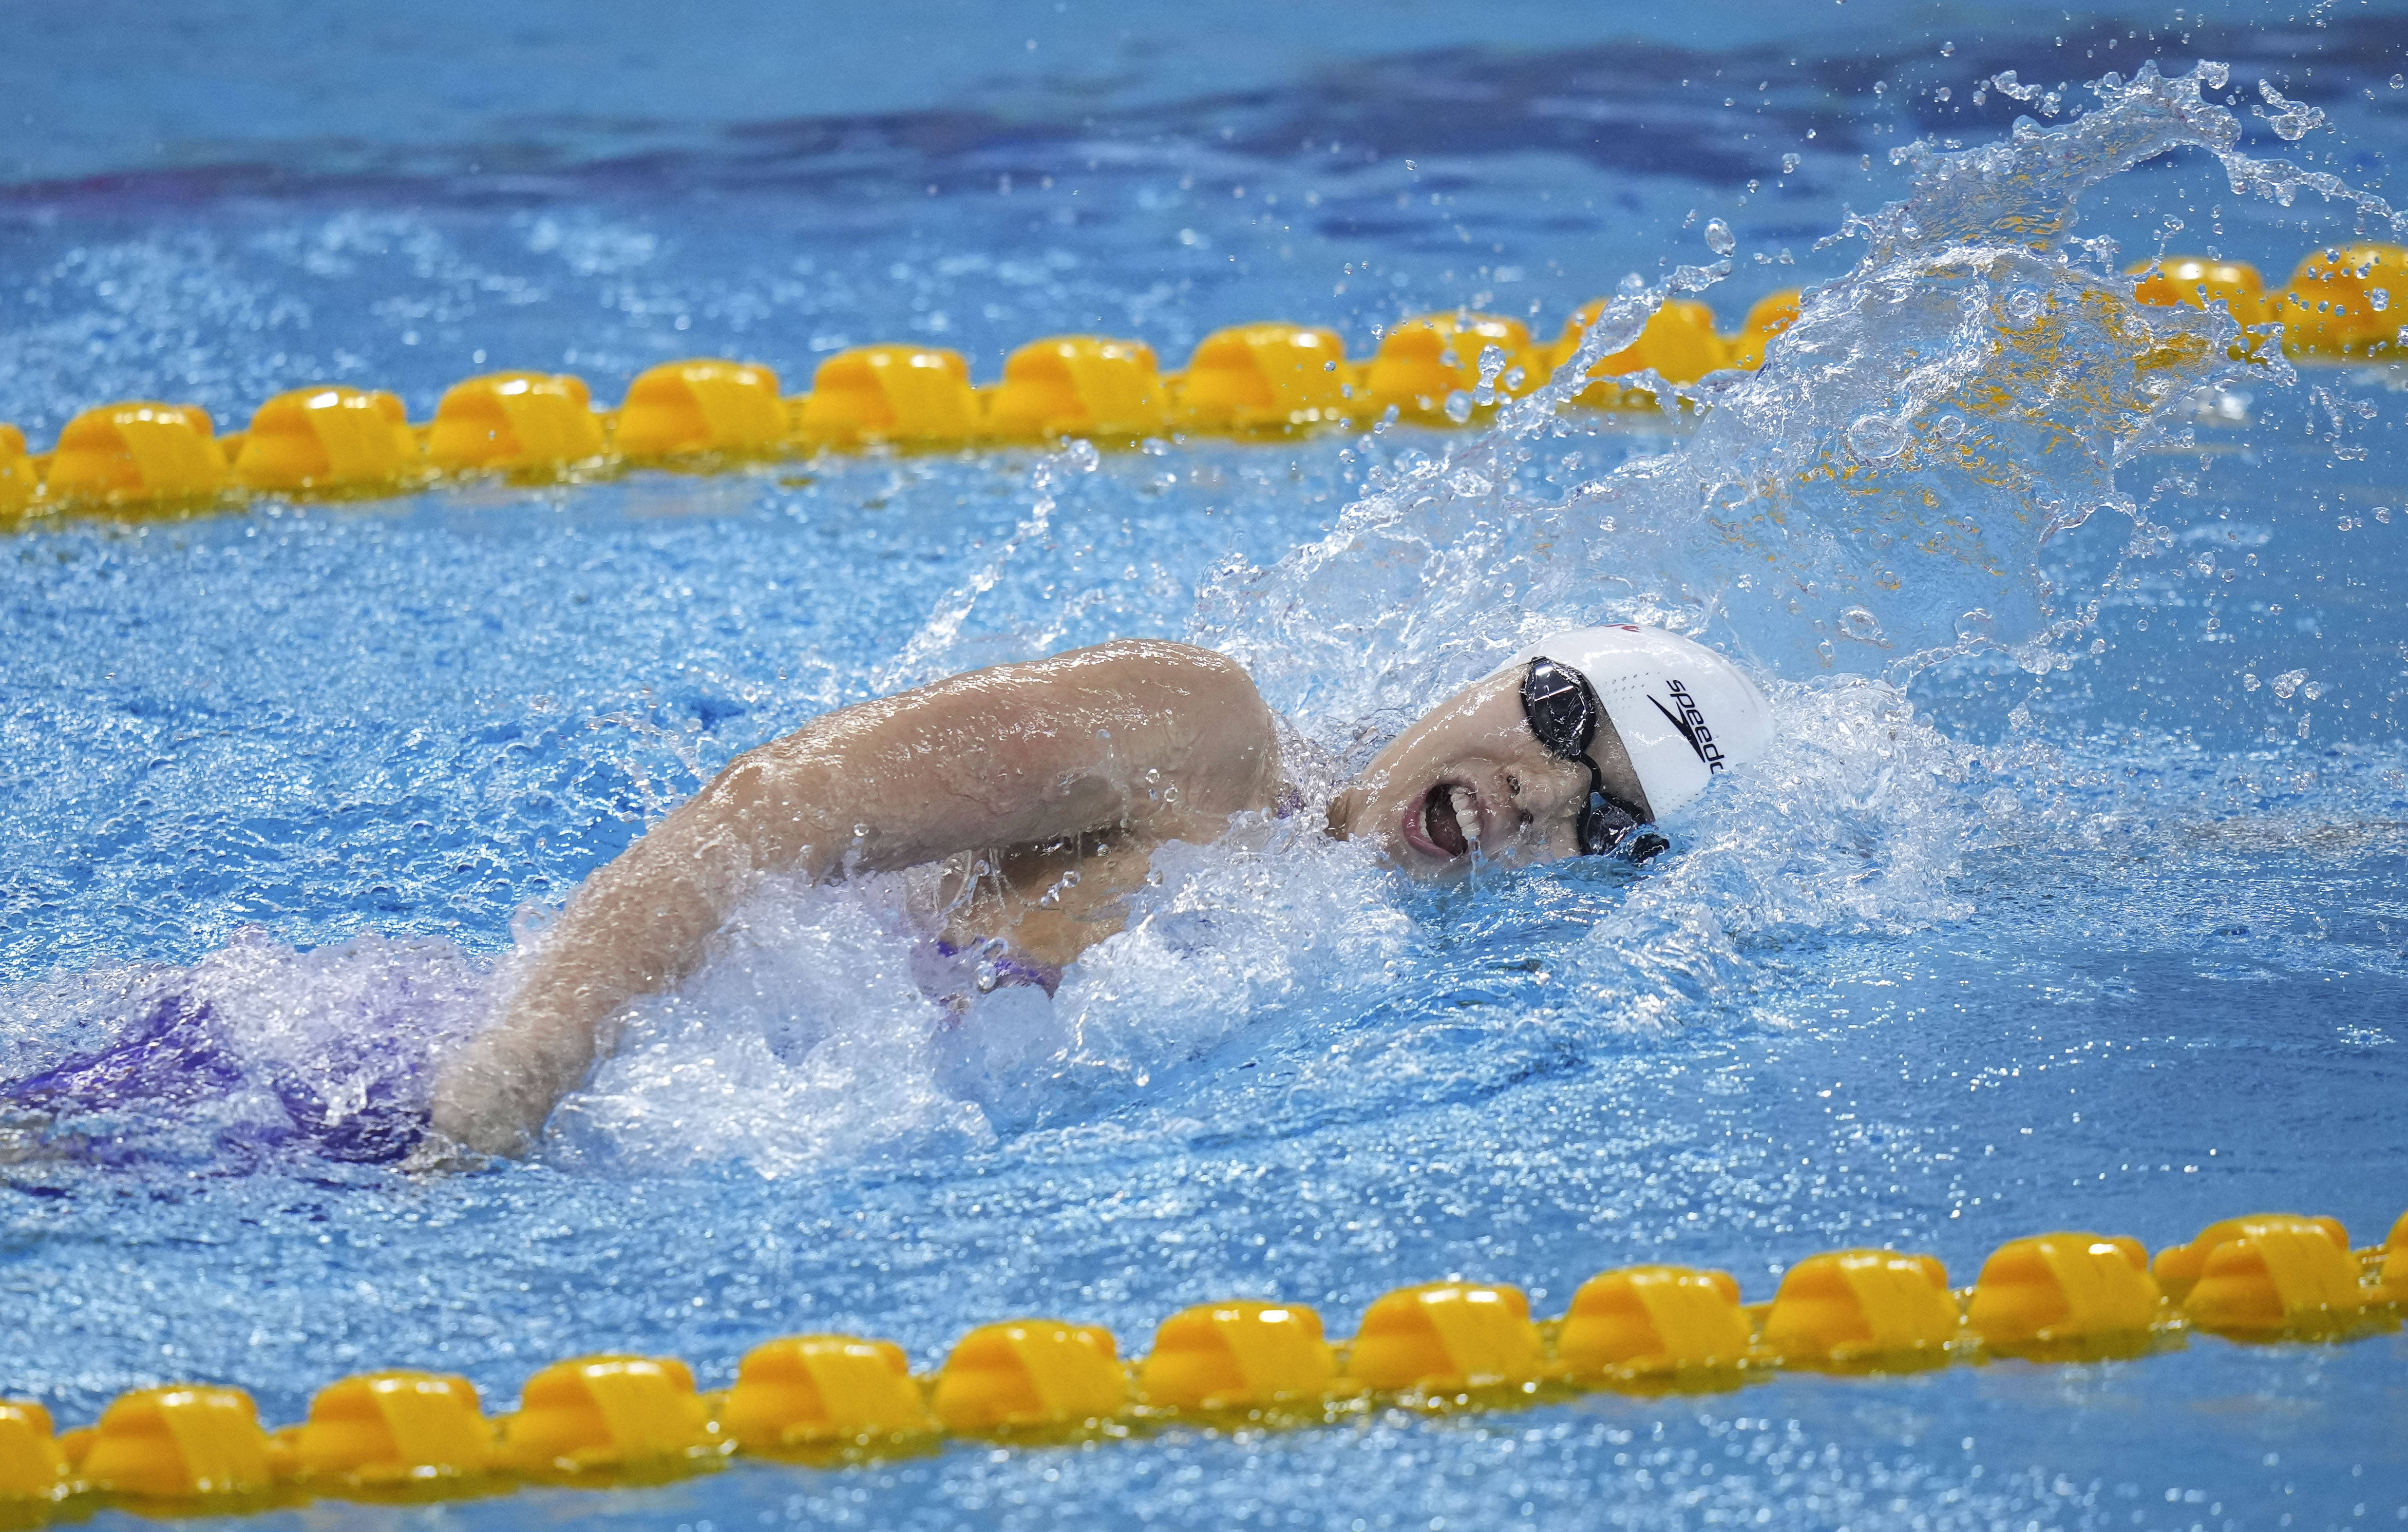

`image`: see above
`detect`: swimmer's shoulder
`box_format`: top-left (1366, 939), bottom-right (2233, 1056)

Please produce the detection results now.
top-left (1035, 638), bottom-right (1268, 710)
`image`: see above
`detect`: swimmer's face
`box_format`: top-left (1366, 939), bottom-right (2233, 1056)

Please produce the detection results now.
top-left (1326, 668), bottom-right (1650, 880)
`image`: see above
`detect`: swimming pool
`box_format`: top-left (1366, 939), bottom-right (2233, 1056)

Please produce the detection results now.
top-left (3, 2), bottom-right (2406, 1527)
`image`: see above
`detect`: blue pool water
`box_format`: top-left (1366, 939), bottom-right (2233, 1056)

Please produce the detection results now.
top-left (4, 2), bottom-right (2408, 1528)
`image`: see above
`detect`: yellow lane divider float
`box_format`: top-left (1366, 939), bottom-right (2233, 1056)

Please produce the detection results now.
top-left (2, 242), bottom-right (2396, 529)
top-left (0, 1208), bottom-right (2401, 1520)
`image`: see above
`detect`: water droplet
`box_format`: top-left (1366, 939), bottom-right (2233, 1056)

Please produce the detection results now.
top-left (1061, 869), bottom-right (1081, 888)
top-left (1845, 414), bottom-right (1909, 460)
top-left (2271, 668), bottom-right (2307, 699)
top-left (1940, 40), bottom-right (1955, 56)
top-left (1781, 153), bottom-right (1802, 174)
top-left (1703, 219), bottom-right (1737, 256)
top-left (2371, 289), bottom-right (2390, 311)
top-left (1443, 391), bottom-right (1475, 424)
top-left (2006, 287), bottom-right (2045, 322)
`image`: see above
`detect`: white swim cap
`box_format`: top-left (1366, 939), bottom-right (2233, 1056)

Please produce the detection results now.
top-left (1498, 625), bottom-right (1773, 818)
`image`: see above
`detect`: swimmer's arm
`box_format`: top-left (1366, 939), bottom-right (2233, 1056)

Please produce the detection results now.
top-left (428, 639), bottom-right (1278, 1156)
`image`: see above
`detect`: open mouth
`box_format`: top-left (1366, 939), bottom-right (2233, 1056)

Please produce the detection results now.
top-left (1420, 782), bottom-right (1473, 859)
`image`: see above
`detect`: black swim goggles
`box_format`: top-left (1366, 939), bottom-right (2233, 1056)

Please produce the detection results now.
top-left (1520, 656), bottom-right (1667, 861)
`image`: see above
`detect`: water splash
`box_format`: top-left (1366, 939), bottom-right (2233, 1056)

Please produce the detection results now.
top-left (1195, 61), bottom-right (2350, 733)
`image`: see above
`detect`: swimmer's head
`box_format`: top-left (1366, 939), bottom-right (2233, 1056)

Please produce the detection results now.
top-left (1326, 625), bottom-right (1773, 878)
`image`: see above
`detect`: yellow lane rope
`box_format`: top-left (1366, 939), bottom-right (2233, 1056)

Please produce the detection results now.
top-left (0, 244), bottom-right (2399, 529)
top-left (1, 1209), bottom-right (2402, 1517)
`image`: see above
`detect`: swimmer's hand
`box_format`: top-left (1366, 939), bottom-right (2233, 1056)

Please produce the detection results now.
top-left (428, 1011), bottom-right (572, 1159)
top-left (426, 639), bottom-right (1280, 1157)
top-left (399, 1117), bottom-right (504, 1175)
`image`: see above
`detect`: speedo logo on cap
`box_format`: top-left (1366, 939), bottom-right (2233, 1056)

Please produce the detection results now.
top-left (1648, 679), bottom-right (1725, 772)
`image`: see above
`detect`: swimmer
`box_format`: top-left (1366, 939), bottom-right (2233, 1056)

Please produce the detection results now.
top-left (427, 624), bottom-right (1771, 1157)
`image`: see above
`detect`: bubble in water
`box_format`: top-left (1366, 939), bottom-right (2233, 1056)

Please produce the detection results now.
top-left (2395, 74), bottom-right (2406, 89)
top-left (1703, 219), bottom-right (1737, 256)
top-left (1844, 414), bottom-right (1909, 460)
top-left (1837, 607), bottom-right (1885, 643)
top-left (2271, 669), bottom-right (2308, 699)
top-left (2005, 287), bottom-right (2045, 322)
top-left (2378, 508), bottom-right (2393, 523)
top-left (1936, 413), bottom-right (1967, 440)
top-left (2371, 289), bottom-right (2390, 311)
top-left (1781, 153), bottom-right (1802, 174)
